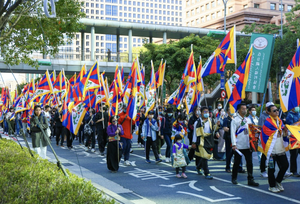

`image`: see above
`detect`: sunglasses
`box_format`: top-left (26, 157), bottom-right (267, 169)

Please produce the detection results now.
top-left (272, 109), bottom-right (279, 113)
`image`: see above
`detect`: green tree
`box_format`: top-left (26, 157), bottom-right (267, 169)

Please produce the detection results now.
top-left (0, 0), bottom-right (85, 69)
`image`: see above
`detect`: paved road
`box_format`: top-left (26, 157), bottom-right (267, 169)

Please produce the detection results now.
top-left (3, 132), bottom-right (300, 204)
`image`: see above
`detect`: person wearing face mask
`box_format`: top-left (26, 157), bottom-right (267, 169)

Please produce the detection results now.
top-left (286, 106), bottom-right (300, 177)
top-left (172, 134), bottom-right (190, 178)
top-left (156, 106), bottom-right (165, 158)
top-left (142, 110), bottom-right (162, 163)
top-left (172, 114), bottom-right (187, 141)
top-left (137, 107), bottom-right (146, 147)
top-left (214, 108), bottom-right (226, 160)
top-left (192, 106), bottom-right (220, 179)
top-left (118, 105), bottom-right (135, 166)
top-left (94, 104), bottom-right (109, 156)
top-left (213, 102), bottom-right (223, 119)
top-left (231, 103), bottom-right (259, 186)
top-left (187, 106), bottom-right (201, 161)
top-left (161, 108), bottom-right (175, 163)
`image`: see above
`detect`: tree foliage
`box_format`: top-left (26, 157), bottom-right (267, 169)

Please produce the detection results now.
top-left (0, 0), bottom-right (85, 69)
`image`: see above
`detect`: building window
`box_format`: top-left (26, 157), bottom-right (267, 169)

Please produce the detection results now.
top-left (105, 5), bottom-right (118, 16)
top-left (196, 7), bottom-right (199, 14)
top-left (191, 9), bottom-right (195, 15)
top-left (186, 0), bottom-right (189, 7)
top-left (206, 15), bottom-right (210, 21)
top-left (186, 11), bottom-right (189, 17)
top-left (217, 0), bottom-right (221, 5)
top-left (217, 11), bottom-right (221, 17)
top-left (243, 4), bottom-right (248, 8)
top-left (229, 6), bottom-right (233, 13)
top-left (96, 42), bottom-right (99, 46)
top-left (86, 2), bottom-right (89, 7)
top-left (201, 5), bottom-right (204, 11)
top-left (206, 3), bottom-right (209, 10)
top-left (212, 13), bottom-right (215, 19)
top-left (254, 4), bottom-right (259, 8)
top-left (279, 4), bottom-right (284, 11)
top-left (86, 42), bottom-right (89, 46)
top-left (96, 36), bottom-right (99, 40)
top-left (86, 35), bottom-right (89, 40)
top-left (270, 3), bottom-right (276, 10)
top-left (191, 20), bottom-right (195, 26)
top-left (91, 3), bottom-right (94, 7)
top-left (212, 1), bottom-right (215, 8)
top-left (196, 18), bottom-right (199, 24)
top-left (288, 5), bottom-right (293, 12)
top-left (201, 17), bottom-right (204, 22)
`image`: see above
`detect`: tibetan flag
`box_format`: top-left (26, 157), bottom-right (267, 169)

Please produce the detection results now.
top-left (279, 42), bottom-right (300, 112)
top-left (184, 51), bottom-right (196, 114)
top-left (286, 123), bottom-right (300, 149)
top-left (121, 66), bottom-right (125, 84)
top-left (138, 65), bottom-right (146, 108)
top-left (76, 65), bottom-right (86, 86)
top-left (49, 71), bottom-right (56, 87)
top-left (145, 61), bottom-right (156, 116)
top-left (201, 27), bottom-right (235, 78)
top-left (84, 62), bottom-right (101, 94)
top-left (259, 117), bottom-right (289, 162)
top-left (155, 60), bottom-right (163, 87)
top-left (109, 80), bottom-right (121, 116)
top-left (126, 64), bottom-right (138, 121)
top-left (226, 46), bottom-right (253, 113)
top-left (69, 73), bottom-right (76, 87)
top-left (123, 59), bottom-right (138, 104)
top-left (31, 70), bottom-right (53, 102)
top-left (83, 90), bottom-right (96, 109)
top-left (28, 79), bottom-right (35, 97)
top-left (168, 87), bottom-right (179, 105)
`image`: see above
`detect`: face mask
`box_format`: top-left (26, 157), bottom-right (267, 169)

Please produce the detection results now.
top-left (203, 113), bottom-right (209, 118)
top-left (252, 111), bottom-right (257, 116)
top-left (221, 111), bottom-right (225, 116)
top-left (196, 111), bottom-right (201, 115)
top-left (295, 107), bottom-right (300, 113)
top-left (168, 113), bottom-right (173, 117)
top-left (177, 140), bottom-right (182, 143)
top-left (218, 106), bottom-right (222, 110)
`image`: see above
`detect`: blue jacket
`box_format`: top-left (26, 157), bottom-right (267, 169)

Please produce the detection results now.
top-left (142, 118), bottom-right (159, 141)
top-left (286, 111), bottom-right (300, 125)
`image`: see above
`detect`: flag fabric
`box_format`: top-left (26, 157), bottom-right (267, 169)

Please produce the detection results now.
top-left (138, 65), bottom-right (146, 108)
top-left (155, 60), bottom-right (163, 87)
top-left (259, 117), bottom-right (289, 162)
top-left (49, 71), bottom-right (56, 87)
top-left (145, 61), bottom-right (156, 116)
top-left (184, 51), bottom-right (196, 114)
top-left (31, 70), bottom-right (53, 102)
top-left (83, 90), bottom-right (96, 109)
top-left (225, 46), bottom-right (253, 113)
top-left (167, 87), bottom-right (180, 105)
top-left (121, 66), bottom-right (125, 85)
top-left (286, 123), bottom-right (300, 149)
top-left (126, 62), bottom-right (139, 120)
top-left (84, 62), bottom-right (101, 95)
top-left (76, 65), bottom-right (86, 86)
top-left (109, 80), bottom-right (121, 116)
top-left (201, 27), bottom-right (235, 78)
top-left (69, 73), bottom-right (76, 87)
top-left (279, 43), bottom-right (300, 112)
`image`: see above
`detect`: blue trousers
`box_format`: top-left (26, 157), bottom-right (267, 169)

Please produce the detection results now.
top-left (4, 120), bottom-right (8, 133)
top-left (15, 119), bottom-right (22, 135)
top-left (164, 134), bottom-right (172, 158)
top-left (121, 137), bottom-right (131, 161)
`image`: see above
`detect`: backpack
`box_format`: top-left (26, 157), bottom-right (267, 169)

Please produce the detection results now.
top-left (84, 116), bottom-right (94, 135)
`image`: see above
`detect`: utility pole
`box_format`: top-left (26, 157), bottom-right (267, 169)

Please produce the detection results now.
top-left (223, 0), bottom-right (229, 32)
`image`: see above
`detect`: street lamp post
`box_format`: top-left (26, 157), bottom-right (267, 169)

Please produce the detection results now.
top-left (223, 0), bottom-right (229, 32)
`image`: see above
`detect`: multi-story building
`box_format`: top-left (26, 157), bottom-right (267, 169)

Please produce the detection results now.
top-left (58, 0), bottom-right (184, 61)
top-left (184, 0), bottom-right (295, 31)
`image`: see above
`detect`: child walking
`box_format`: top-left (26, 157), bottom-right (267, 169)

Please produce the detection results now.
top-left (172, 134), bottom-right (189, 178)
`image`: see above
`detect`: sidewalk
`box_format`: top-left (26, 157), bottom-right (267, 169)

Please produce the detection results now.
top-left (0, 132), bottom-right (155, 204)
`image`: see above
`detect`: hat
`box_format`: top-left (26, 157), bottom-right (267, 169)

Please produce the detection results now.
top-left (166, 108), bottom-right (173, 113)
top-left (266, 102), bottom-right (274, 108)
top-left (148, 110), bottom-right (154, 115)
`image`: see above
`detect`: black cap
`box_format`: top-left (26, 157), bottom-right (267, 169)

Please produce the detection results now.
top-left (166, 108), bottom-right (173, 113)
top-left (148, 110), bottom-right (154, 115)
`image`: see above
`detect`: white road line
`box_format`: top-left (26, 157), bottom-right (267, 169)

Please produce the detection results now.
top-left (160, 180), bottom-right (203, 192)
top-left (130, 153), bottom-right (300, 203)
top-left (176, 191), bottom-right (241, 203)
top-left (209, 186), bottom-right (234, 197)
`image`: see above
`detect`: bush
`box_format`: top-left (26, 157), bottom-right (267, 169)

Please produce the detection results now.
top-left (0, 139), bottom-right (115, 204)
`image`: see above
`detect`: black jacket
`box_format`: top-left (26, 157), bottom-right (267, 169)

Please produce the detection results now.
top-left (161, 115), bottom-right (175, 136)
top-left (94, 111), bottom-right (109, 129)
top-left (54, 111), bottom-right (63, 127)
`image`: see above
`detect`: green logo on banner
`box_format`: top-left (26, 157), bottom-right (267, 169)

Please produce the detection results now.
top-left (245, 33), bottom-right (275, 93)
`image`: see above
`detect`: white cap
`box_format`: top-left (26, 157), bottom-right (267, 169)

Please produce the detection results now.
top-left (266, 102), bottom-right (274, 108)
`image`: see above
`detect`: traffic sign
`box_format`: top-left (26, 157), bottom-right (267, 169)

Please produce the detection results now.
top-left (221, 90), bottom-right (226, 99)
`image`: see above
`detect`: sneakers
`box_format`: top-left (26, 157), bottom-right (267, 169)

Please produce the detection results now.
top-left (292, 172), bottom-right (300, 177)
top-left (284, 171), bottom-right (292, 178)
top-left (124, 161), bottom-right (131, 166)
top-left (232, 179), bottom-right (238, 185)
top-left (145, 159), bottom-right (151, 163)
top-left (276, 182), bottom-right (284, 191)
top-left (156, 159), bottom-right (162, 164)
top-left (159, 154), bottom-right (163, 159)
top-left (261, 171), bottom-right (268, 178)
top-left (197, 169), bottom-right (203, 175)
top-left (205, 174), bottom-right (213, 180)
top-left (91, 148), bottom-right (96, 153)
top-left (85, 147), bottom-right (89, 151)
top-left (248, 179), bottom-right (259, 187)
top-left (130, 148), bottom-right (133, 153)
top-left (137, 143), bottom-right (141, 147)
top-left (269, 187), bottom-right (280, 193)
top-left (165, 157), bottom-right (170, 163)
top-left (100, 152), bottom-right (105, 156)
top-left (181, 173), bottom-right (187, 178)
top-left (176, 174), bottom-right (181, 178)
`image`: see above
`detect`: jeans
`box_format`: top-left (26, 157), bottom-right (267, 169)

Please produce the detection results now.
top-left (164, 134), bottom-right (172, 158)
top-left (15, 119), bottom-right (22, 135)
top-left (268, 154), bottom-right (289, 187)
top-left (232, 149), bottom-right (253, 180)
top-left (121, 137), bottom-right (131, 161)
top-left (4, 120), bottom-right (8, 133)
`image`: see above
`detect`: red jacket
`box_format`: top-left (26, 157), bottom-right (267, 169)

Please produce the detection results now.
top-left (118, 112), bottom-right (135, 139)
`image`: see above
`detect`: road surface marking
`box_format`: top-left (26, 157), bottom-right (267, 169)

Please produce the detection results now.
top-left (160, 180), bottom-right (202, 192)
top-left (210, 186), bottom-right (234, 197)
top-left (177, 191), bottom-right (241, 203)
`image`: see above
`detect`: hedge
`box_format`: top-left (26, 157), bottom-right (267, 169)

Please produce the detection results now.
top-left (0, 139), bottom-right (115, 204)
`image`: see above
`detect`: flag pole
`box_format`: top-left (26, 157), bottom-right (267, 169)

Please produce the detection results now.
top-left (161, 60), bottom-right (166, 109)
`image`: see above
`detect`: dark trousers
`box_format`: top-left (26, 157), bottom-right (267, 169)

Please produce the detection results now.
top-left (78, 125), bottom-right (84, 144)
top-left (260, 154), bottom-right (267, 173)
top-left (188, 148), bottom-right (195, 161)
top-left (156, 136), bottom-right (165, 154)
top-left (232, 149), bottom-right (253, 180)
top-left (225, 139), bottom-right (234, 170)
top-left (55, 126), bottom-right (63, 146)
top-left (146, 137), bottom-right (159, 160)
top-left (197, 157), bottom-right (209, 175)
top-left (176, 166), bottom-right (186, 174)
top-left (164, 134), bottom-right (172, 158)
top-left (289, 149), bottom-right (299, 173)
top-left (97, 127), bottom-right (107, 153)
top-left (85, 128), bottom-right (96, 148)
top-left (138, 128), bottom-right (145, 145)
top-left (268, 154), bottom-right (289, 187)
top-left (66, 130), bottom-right (74, 148)
top-left (121, 137), bottom-right (131, 161)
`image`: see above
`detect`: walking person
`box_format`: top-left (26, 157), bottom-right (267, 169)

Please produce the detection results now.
top-left (137, 107), bottom-right (146, 147)
top-left (161, 108), bottom-right (175, 163)
top-left (84, 108), bottom-right (96, 152)
top-left (261, 105), bottom-right (289, 193)
top-left (95, 104), bottom-right (109, 156)
top-left (30, 105), bottom-right (49, 159)
top-left (106, 116), bottom-right (124, 172)
top-left (187, 106), bottom-right (200, 161)
top-left (43, 105), bottom-right (52, 138)
top-left (54, 106), bottom-right (64, 146)
top-left (173, 134), bottom-right (190, 178)
top-left (231, 103), bottom-right (259, 186)
top-left (223, 108), bottom-right (234, 173)
top-left (156, 106), bottom-right (165, 158)
top-left (142, 110), bottom-right (162, 164)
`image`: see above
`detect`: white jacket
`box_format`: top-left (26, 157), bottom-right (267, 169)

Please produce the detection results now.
top-left (231, 113), bottom-right (251, 150)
